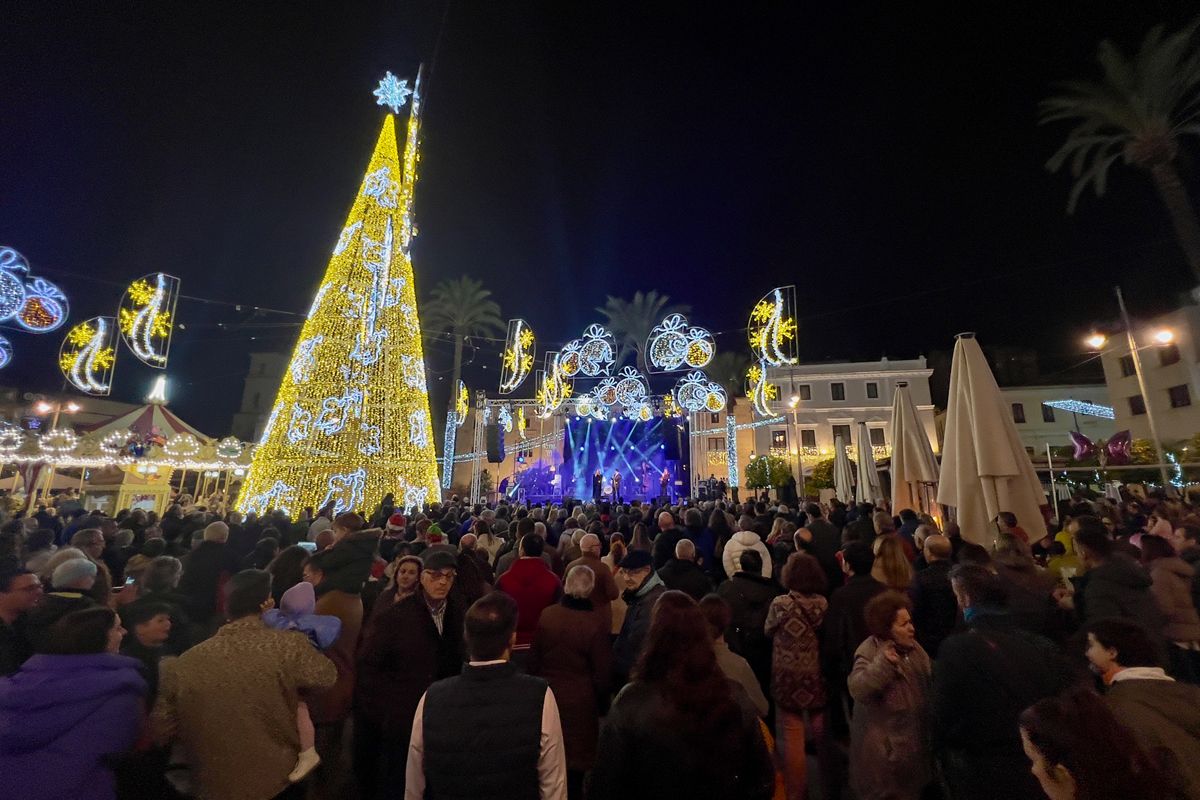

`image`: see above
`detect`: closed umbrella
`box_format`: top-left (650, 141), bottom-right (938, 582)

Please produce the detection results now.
top-left (833, 434), bottom-right (854, 504)
top-left (937, 334), bottom-right (1048, 545)
top-left (890, 380), bottom-right (940, 515)
top-left (855, 422), bottom-right (884, 506)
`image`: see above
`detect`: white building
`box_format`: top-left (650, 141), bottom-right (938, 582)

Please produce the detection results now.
top-left (997, 384), bottom-right (1115, 455)
top-left (1098, 303), bottom-right (1200, 444)
top-left (738, 357), bottom-right (940, 480)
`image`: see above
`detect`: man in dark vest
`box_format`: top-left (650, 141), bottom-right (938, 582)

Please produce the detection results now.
top-left (405, 591), bottom-right (567, 799)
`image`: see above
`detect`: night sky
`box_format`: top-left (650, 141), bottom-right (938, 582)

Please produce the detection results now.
top-left (3, 2), bottom-right (1199, 434)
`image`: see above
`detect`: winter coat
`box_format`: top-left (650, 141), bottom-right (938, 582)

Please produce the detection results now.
top-left (1149, 557), bottom-right (1200, 642)
top-left (178, 541), bottom-right (237, 624)
top-left (651, 526), bottom-right (687, 571)
top-left (684, 522), bottom-right (717, 575)
top-left (908, 560), bottom-right (958, 658)
top-left (1106, 676), bottom-right (1200, 800)
top-left (564, 552), bottom-right (619, 633)
top-left (528, 596), bottom-right (611, 771)
top-left (802, 517), bottom-right (844, 593)
top-left (993, 560), bottom-right (1061, 639)
top-left (1078, 554), bottom-right (1165, 636)
top-left (587, 680), bottom-right (775, 800)
top-left (821, 575), bottom-right (886, 692)
top-left (656, 558), bottom-right (712, 601)
top-left (765, 591), bottom-right (827, 711)
top-left (722, 530), bottom-right (773, 579)
top-left (0, 653), bottom-right (145, 800)
top-left (612, 573), bottom-right (666, 685)
top-left (847, 636), bottom-right (932, 800)
top-left (497, 556), bottom-right (563, 648)
top-left (717, 572), bottom-right (781, 697)
top-left (1180, 546), bottom-right (1200, 615)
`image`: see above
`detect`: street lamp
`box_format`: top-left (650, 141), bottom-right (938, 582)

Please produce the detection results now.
top-left (1084, 286), bottom-right (1173, 487)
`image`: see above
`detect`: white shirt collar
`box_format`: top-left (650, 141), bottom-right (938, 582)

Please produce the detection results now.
top-left (468, 659), bottom-right (509, 667)
top-left (1112, 666), bottom-right (1175, 683)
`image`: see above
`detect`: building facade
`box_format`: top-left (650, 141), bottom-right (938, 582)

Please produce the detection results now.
top-left (1099, 303), bottom-right (1200, 445)
top-left (230, 352), bottom-right (289, 442)
top-left (996, 384), bottom-right (1114, 455)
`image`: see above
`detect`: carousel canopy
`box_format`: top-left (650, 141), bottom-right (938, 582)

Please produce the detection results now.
top-left (80, 403), bottom-right (209, 442)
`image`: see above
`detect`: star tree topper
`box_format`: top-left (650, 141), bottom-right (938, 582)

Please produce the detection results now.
top-left (373, 71), bottom-right (413, 114)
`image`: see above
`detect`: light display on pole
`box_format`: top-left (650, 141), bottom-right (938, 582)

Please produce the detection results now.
top-left (498, 319), bottom-right (535, 394)
top-left (59, 317), bottom-right (118, 396)
top-left (645, 314), bottom-right (715, 372)
top-left (1043, 399), bottom-right (1115, 420)
top-left (747, 286), bottom-right (798, 367)
top-left (746, 361), bottom-right (778, 416)
top-left (558, 324), bottom-right (616, 378)
top-left (535, 351), bottom-right (572, 418)
top-left (0, 247), bottom-right (70, 334)
top-left (238, 69), bottom-right (440, 516)
top-left (118, 273), bottom-right (180, 368)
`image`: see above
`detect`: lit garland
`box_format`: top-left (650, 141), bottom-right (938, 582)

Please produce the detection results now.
top-left (0, 429), bottom-right (24, 456)
top-left (747, 286), bottom-right (798, 367)
top-left (59, 316), bottom-right (118, 395)
top-left (38, 429), bottom-right (79, 457)
top-left (1043, 399), bottom-right (1115, 420)
top-left (164, 434), bottom-right (201, 458)
top-left (646, 313), bottom-right (715, 372)
top-left (1167, 451), bottom-right (1185, 489)
top-left (499, 319), bottom-right (535, 394)
top-left (441, 408), bottom-right (457, 490)
top-left (118, 273), bottom-right (180, 368)
top-left (746, 360), bottom-right (778, 416)
top-left (237, 73), bottom-right (440, 515)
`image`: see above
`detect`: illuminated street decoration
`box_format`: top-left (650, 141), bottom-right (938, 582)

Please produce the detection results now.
top-left (0, 429), bottom-right (25, 456)
top-left (499, 319), bottom-right (536, 394)
top-left (535, 351), bottom-right (572, 418)
top-left (373, 71), bottom-right (413, 114)
top-left (16, 278), bottom-right (69, 333)
top-left (118, 273), bottom-right (180, 368)
top-left (59, 317), bottom-right (118, 396)
top-left (0, 248), bottom-right (27, 321)
top-left (747, 286), bottom-right (798, 366)
top-left (164, 434), bottom-right (201, 458)
top-left (39, 429), bottom-right (79, 457)
top-left (646, 313), bottom-right (715, 372)
top-left (498, 405), bottom-right (514, 433)
top-left (747, 360), bottom-right (778, 416)
top-left (662, 393), bottom-right (683, 417)
top-left (559, 324), bottom-right (616, 378)
top-left (674, 370), bottom-right (727, 413)
top-left (516, 407), bottom-right (528, 440)
top-left (455, 380), bottom-right (469, 426)
top-left (613, 366), bottom-right (649, 407)
top-left (1043, 399), bottom-right (1115, 420)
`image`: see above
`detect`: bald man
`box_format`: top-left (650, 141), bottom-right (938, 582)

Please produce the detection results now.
top-left (910, 533), bottom-right (957, 657)
top-left (564, 533), bottom-right (618, 632)
top-left (651, 511), bottom-right (686, 570)
top-left (657, 538), bottom-right (712, 602)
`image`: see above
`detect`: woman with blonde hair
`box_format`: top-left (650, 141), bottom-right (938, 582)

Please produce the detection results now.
top-left (871, 535), bottom-right (913, 592)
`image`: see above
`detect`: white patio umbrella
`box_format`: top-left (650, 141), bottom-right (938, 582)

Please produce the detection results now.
top-left (833, 434), bottom-right (854, 504)
top-left (890, 380), bottom-right (940, 515)
top-left (936, 334), bottom-right (1049, 545)
top-left (855, 422), bottom-right (884, 506)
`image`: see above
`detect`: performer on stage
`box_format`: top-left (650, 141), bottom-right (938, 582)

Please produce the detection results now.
top-left (592, 469), bottom-right (602, 501)
top-left (611, 470), bottom-right (622, 504)
top-left (660, 467), bottom-right (670, 502)
top-left (640, 463), bottom-right (650, 500)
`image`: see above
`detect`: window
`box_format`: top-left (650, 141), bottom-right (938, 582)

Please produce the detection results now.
top-left (1041, 404), bottom-right (1055, 423)
top-left (709, 412), bottom-right (720, 424)
top-left (1129, 395), bottom-right (1146, 416)
top-left (869, 427), bottom-right (886, 446)
top-left (866, 382), bottom-right (879, 399)
top-left (798, 385), bottom-right (811, 401)
top-left (771, 430), bottom-right (787, 448)
top-left (831, 382), bottom-right (846, 401)
top-left (1169, 384), bottom-right (1192, 408)
top-left (832, 424), bottom-right (852, 445)
top-left (1160, 344), bottom-right (1181, 366)
top-left (707, 437), bottom-right (725, 451)
top-left (1012, 403), bottom-right (1026, 424)
top-left (1119, 354), bottom-right (1136, 377)
top-left (800, 429), bottom-right (816, 448)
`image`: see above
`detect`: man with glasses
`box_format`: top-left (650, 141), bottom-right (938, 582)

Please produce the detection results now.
top-left (0, 562), bottom-right (42, 676)
top-left (354, 550), bottom-right (464, 798)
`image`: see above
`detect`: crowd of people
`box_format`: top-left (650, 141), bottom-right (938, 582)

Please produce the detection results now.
top-left (3, 488), bottom-right (1200, 799)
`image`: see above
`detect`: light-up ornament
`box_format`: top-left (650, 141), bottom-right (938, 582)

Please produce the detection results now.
top-left (747, 286), bottom-right (798, 367)
top-left (747, 360), bottom-right (778, 416)
top-left (17, 278), bottom-right (69, 333)
top-left (1043, 399), bottom-right (1116, 420)
top-left (59, 317), bottom-right (118, 396)
top-left (559, 324), bottom-right (616, 378)
top-left (0, 248), bottom-right (27, 322)
top-left (516, 407), bottom-right (528, 440)
top-left (39, 429), bottom-right (79, 457)
top-left (498, 405), bottom-right (514, 433)
top-left (373, 71), bottom-right (414, 114)
top-left (359, 424), bottom-right (382, 457)
top-left (401, 354), bottom-right (427, 390)
top-left (499, 319), bottom-right (536, 394)
top-left (100, 429), bottom-right (131, 455)
top-left (0, 336), bottom-right (12, 370)
top-left (674, 370), bottom-right (727, 413)
top-left (399, 478), bottom-right (430, 512)
top-left (333, 222), bottom-right (362, 256)
top-left (321, 467), bottom-right (367, 516)
top-left (646, 314), bottom-right (715, 372)
top-left (663, 393), bottom-right (683, 417)
top-left (118, 273), bottom-right (180, 368)
top-left (0, 428), bottom-right (24, 457)
top-left (216, 437), bottom-right (244, 460)
top-left (292, 336), bottom-right (324, 383)
top-left (362, 166), bottom-right (399, 209)
top-left (454, 380), bottom-right (469, 427)
top-left (613, 366), bottom-right (649, 408)
top-left (164, 434), bottom-right (201, 458)
top-left (314, 388), bottom-right (363, 436)
top-left (535, 351), bottom-right (572, 418)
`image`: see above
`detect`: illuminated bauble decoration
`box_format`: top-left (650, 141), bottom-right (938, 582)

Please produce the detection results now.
top-left (59, 316), bottom-right (118, 396)
top-left (17, 278), bottom-right (69, 333)
top-left (596, 377), bottom-right (619, 407)
top-left (0, 248), bottom-right (27, 322)
top-left (674, 370), bottom-right (727, 413)
top-left (559, 324), bottom-right (616, 378)
top-left (0, 336), bottom-right (12, 370)
top-left (119, 272), bottom-right (180, 368)
top-left (646, 314), bottom-right (716, 372)
top-left (613, 366), bottom-right (649, 408)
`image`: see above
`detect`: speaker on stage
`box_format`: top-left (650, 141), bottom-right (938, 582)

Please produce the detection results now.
top-left (486, 424), bottom-right (506, 463)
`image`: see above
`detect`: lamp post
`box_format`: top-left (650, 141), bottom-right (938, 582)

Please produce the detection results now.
top-left (30, 397), bottom-right (82, 505)
top-left (1085, 286), bottom-right (1172, 487)
top-left (787, 395), bottom-right (807, 501)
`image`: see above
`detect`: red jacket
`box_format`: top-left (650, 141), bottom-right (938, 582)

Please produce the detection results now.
top-left (497, 557), bottom-right (563, 648)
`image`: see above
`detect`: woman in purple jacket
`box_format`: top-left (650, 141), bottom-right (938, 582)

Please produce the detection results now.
top-left (0, 606), bottom-right (146, 800)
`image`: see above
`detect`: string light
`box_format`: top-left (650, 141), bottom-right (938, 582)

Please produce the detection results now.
top-left (59, 316), bottom-right (118, 396)
top-left (558, 324), bottom-right (615, 378)
top-left (1043, 399), bottom-right (1115, 420)
top-left (164, 434), bottom-right (201, 458)
top-left (646, 313), bottom-right (715, 372)
top-left (38, 429), bottom-right (79, 457)
top-left (455, 380), bottom-right (469, 426)
top-left (746, 360), bottom-right (778, 416)
top-left (239, 74), bottom-right (440, 515)
top-left (118, 273), bottom-right (179, 367)
top-left (499, 319), bottom-right (535, 394)
top-left (747, 286), bottom-right (798, 367)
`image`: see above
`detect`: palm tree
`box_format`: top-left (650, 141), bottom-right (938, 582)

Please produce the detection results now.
top-left (595, 290), bottom-right (690, 371)
top-left (1040, 19), bottom-right (1200, 282)
top-left (706, 351), bottom-right (750, 411)
top-left (422, 276), bottom-right (504, 411)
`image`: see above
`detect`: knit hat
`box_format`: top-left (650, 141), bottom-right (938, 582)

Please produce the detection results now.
top-left (421, 549), bottom-right (458, 572)
top-left (617, 550), bottom-right (653, 571)
top-left (426, 525), bottom-right (445, 544)
top-left (387, 513), bottom-right (408, 533)
top-left (203, 521), bottom-right (230, 543)
top-left (51, 557), bottom-right (97, 589)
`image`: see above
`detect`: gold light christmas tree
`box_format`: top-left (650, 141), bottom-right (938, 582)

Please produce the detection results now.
top-left (238, 70), bottom-right (440, 516)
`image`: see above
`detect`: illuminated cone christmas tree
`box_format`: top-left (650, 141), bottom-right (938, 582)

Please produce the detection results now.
top-left (238, 71), bottom-right (440, 516)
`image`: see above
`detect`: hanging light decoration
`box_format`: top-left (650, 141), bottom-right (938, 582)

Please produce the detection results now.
top-left (59, 316), bottom-right (118, 396)
top-left (118, 272), bottom-right (180, 368)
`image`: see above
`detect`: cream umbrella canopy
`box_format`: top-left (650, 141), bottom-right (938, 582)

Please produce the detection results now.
top-left (937, 334), bottom-right (1048, 545)
top-left (855, 422), bottom-right (884, 505)
top-left (890, 380), bottom-right (940, 515)
top-left (833, 434), bottom-right (854, 504)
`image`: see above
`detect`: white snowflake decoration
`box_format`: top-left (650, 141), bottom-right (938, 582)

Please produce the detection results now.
top-left (373, 71), bottom-right (413, 114)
